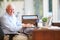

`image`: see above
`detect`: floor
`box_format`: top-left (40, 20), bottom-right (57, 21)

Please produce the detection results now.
top-left (4, 34), bottom-right (32, 40)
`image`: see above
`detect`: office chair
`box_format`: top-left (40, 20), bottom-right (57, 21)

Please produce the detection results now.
top-left (0, 25), bottom-right (4, 40)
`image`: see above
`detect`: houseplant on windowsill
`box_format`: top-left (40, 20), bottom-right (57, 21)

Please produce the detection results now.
top-left (42, 17), bottom-right (48, 26)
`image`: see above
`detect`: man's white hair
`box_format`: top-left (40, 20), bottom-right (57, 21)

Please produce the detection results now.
top-left (6, 3), bottom-right (16, 11)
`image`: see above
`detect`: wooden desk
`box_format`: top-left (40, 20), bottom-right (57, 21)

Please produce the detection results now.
top-left (32, 29), bottom-right (60, 40)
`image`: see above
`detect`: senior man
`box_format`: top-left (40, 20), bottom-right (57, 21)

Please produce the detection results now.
top-left (0, 3), bottom-right (34, 40)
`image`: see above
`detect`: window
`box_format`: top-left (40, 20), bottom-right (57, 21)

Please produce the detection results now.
top-left (49, 0), bottom-right (52, 12)
top-left (34, 0), bottom-right (43, 19)
top-left (34, 0), bottom-right (52, 18)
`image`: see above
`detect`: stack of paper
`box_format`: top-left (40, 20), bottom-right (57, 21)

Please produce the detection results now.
top-left (48, 26), bottom-right (60, 30)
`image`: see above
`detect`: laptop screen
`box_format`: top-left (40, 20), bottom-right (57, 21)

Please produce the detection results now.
top-left (22, 15), bottom-right (38, 27)
top-left (22, 15), bottom-right (38, 19)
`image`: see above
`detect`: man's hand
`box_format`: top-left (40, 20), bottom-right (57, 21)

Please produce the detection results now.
top-left (22, 23), bottom-right (34, 27)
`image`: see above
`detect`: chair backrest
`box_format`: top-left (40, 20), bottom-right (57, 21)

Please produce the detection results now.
top-left (0, 17), bottom-right (4, 35)
top-left (0, 24), bottom-right (4, 40)
top-left (0, 26), bottom-right (4, 35)
top-left (22, 15), bottom-right (38, 27)
top-left (0, 17), bottom-right (4, 38)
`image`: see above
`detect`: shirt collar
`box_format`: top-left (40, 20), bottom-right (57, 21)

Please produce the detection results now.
top-left (5, 12), bottom-right (14, 17)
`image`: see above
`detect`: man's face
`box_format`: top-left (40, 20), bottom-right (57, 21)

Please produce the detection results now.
top-left (6, 5), bottom-right (14, 16)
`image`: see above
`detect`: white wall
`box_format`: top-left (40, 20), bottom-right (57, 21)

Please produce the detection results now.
top-left (0, 0), bottom-right (7, 17)
top-left (52, 0), bottom-right (59, 22)
top-left (24, 0), bottom-right (34, 15)
top-left (43, 0), bottom-right (49, 17)
top-left (0, 0), bottom-right (34, 16)
top-left (11, 1), bottom-right (24, 21)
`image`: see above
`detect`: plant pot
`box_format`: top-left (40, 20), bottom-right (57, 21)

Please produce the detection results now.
top-left (42, 22), bottom-right (47, 26)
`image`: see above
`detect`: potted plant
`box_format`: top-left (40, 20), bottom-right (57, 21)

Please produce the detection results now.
top-left (42, 17), bottom-right (48, 26)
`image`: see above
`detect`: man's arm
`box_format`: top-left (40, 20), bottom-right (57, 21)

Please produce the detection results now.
top-left (22, 23), bottom-right (35, 27)
top-left (0, 17), bottom-right (19, 32)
